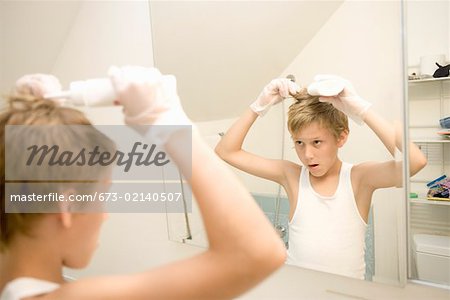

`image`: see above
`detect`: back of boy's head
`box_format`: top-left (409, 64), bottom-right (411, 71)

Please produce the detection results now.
top-left (0, 93), bottom-right (115, 251)
top-left (287, 88), bottom-right (349, 138)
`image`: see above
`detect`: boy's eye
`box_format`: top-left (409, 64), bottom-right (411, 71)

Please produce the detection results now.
top-left (295, 141), bottom-right (303, 145)
top-left (314, 140), bottom-right (321, 145)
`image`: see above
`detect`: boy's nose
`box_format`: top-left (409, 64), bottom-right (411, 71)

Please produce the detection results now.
top-left (304, 146), bottom-right (314, 159)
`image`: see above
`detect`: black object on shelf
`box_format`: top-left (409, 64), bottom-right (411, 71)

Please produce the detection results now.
top-left (433, 62), bottom-right (450, 78)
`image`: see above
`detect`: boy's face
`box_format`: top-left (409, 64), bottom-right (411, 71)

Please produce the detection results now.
top-left (291, 121), bottom-right (347, 177)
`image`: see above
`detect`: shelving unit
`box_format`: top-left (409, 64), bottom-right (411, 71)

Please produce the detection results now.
top-left (408, 76), bottom-right (449, 288)
top-left (408, 77), bottom-right (449, 196)
top-left (407, 76), bottom-right (449, 236)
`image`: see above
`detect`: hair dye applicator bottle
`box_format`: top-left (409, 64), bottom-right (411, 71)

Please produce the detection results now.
top-left (44, 78), bottom-right (116, 107)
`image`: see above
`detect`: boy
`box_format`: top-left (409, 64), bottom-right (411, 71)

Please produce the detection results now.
top-left (215, 75), bottom-right (427, 279)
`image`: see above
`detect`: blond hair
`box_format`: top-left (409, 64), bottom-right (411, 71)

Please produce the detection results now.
top-left (287, 88), bottom-right (349, 138)
top-left (0, 96), bottom-right (114, 251)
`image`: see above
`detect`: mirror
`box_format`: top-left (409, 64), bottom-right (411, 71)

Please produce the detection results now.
top-left (405, 1), bottom-right (450, 288)
top-left (0, 0), bottom-right (416, 287)
top-left (151, 1), bottom-right (407, 284)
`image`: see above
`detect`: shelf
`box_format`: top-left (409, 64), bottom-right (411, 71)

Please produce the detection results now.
top-left (408, 77), bottom-right (450, 84)
top-left (413, 139), bottom-right (450, 143)
top-left (410, 197), bottom-right (450, 206)
top-left (409, 125), bottom-right (444, 129)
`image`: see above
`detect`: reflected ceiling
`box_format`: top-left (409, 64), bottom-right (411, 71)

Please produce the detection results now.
top-left (150, 1), bottom-right (343, 121)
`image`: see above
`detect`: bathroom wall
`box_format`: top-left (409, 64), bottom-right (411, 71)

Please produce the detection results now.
top-left (406, 0), bottom-right (449, 69)
top-left (0, 1), bottom-right (81, 104)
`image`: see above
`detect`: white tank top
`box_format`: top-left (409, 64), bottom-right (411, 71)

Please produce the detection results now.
top-left (286, 162), bottom-right (367, 279)
top-left (0, 277), bottom-right (59, 300)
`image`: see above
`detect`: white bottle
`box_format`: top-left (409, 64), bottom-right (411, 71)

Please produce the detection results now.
top-left (307, 78), bottom-right (345, 97)
top-left (44, 78), bottom-right (116, 106)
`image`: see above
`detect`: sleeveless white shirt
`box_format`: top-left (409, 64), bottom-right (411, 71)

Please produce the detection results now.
top-left (286, 162), bottom-right (367, 279)
top-left (0, 277), bottom-right (59, 300)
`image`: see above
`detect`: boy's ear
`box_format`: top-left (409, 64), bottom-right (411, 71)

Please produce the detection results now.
top-left (337, 130), bottom-right (349, 147)
top-left (58, 188), bottom-right (75, 228)
top-left (60, 211), bottom-right (72, 229)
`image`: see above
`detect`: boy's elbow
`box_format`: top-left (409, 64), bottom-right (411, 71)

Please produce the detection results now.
top-left (214, 144), bottom-right (224, 158)
top-left (211, 239), bottom-right (285, 297)
top-left (247, 237), bottom-right (287, 275)
top-left (214, 143), bottom-right (232, 163)
top-left (418, 156), bottom-right (428, 170)
top-left (268, 241), bottom-right (287, 271)
top-left (410, 156), bottom-right (428, 176)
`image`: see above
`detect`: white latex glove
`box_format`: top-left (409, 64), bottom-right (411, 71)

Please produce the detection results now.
top-left (308, 75), bottom-right (372, 125)
top-left (109, 65), bottom-right (190, 125)
top-left (250, 78), bottom-right (300, 116)
top-left (14, 73), bottom-right (62, 100)
top-left (109, 66), bottom-right (191, 144)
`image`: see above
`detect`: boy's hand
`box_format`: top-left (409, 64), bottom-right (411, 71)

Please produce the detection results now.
top-left (310, 75), bottom-right (372, 125)
top-left (110, 66), bottom-right (192, 144)
top-left (250, 78), bottom-right (300, 116)
top-left (109, 66), bottom-right (190, 127)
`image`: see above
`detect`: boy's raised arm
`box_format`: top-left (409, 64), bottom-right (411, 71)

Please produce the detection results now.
top-left (215, 79), bottom-right (300, 184)
top-left (313, 75), bottom-right (427, 188)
